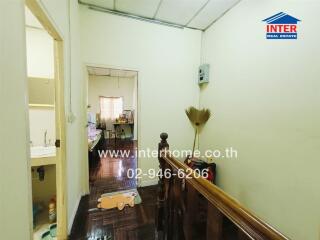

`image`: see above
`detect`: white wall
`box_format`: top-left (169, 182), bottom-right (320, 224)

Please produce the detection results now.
top-left (80, 6), bottom-right (202, 186)
top-left (88, 75), bottom-right (137, 139)
top-left (26, 27), bottom-right (54, 78)
top-left (200, 0), bottom-right (320, 239)
top-left (0, 0), bottom-right (32, 239)
top-left (29, 107), bottom-right (55, 146)
top-left (26, 25), bottom-right (55, 147)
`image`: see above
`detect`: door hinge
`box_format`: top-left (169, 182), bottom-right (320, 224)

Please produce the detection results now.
top-left (55, 139), bottom-right (61, 148)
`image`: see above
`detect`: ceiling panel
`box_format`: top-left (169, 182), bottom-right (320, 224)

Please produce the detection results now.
top-left (80, 0), bottom-right (241, 30)
top-left (116, 0), bottom-right (161, 18)
top-left (81, 0), bottom-right (115, 9)
top-left (188, 0), bottom-right (239, 29)
top-left (155, 0), bottom-right (208, 25)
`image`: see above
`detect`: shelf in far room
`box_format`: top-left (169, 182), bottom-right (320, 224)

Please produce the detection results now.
top-left (29, 103), bottom-right (55, 108)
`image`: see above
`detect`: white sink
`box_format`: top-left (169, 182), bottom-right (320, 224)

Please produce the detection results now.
top-left (31, 146), bottom-right (56, 158)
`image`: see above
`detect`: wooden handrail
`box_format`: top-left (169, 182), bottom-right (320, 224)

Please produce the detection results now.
top-left (156, 133), bottom-right (289, 240)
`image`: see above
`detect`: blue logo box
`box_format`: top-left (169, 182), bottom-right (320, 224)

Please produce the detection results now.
top-left (266, 33), bottom-right (297, 39)
top-left (263, 12), bottom-right (301, 40)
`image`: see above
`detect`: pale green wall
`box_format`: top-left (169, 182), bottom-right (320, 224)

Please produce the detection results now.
top-left (79, 6), bottom-right (202, 186)
top-left (26, 27), bottom-right (54, 79)
top-left (199, 0), bottom-right (320, 239)
top-left (0, 0), bottom-right (32, 239)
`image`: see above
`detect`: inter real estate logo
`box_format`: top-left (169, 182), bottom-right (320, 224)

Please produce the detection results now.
top-left (263, 12), bottom-right (301, 40)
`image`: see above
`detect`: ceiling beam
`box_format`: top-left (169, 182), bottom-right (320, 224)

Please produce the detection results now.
top-left (78, 0), bottom-right (203, 31)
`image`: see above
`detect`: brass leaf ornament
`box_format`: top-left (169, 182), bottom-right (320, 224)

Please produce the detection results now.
top-left (185, 107), bottom-right (211, 157)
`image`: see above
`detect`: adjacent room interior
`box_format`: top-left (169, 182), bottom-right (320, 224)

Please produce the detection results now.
top-left (86, 66), bottom-right (138, 190)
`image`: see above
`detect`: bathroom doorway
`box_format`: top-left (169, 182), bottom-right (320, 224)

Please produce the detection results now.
top-left (25, 1), bottom-right (67, 239)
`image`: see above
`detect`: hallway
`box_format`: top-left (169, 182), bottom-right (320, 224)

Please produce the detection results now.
top-left (89, 140), bottom-right (138, 200)
top-left (3, 1), bottom-right (320, 239)
top-left (69, 140), bottom-right (157, 240)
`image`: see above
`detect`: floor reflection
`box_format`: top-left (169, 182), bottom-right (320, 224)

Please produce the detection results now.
top-left (70, 139), bottom-right (157, 240)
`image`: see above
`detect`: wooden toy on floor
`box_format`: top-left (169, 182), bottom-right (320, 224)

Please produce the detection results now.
top-left (97, 192), bottom-right (136, 210)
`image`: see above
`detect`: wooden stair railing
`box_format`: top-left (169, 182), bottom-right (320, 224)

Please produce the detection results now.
top-left (156, 133), bottom-right (289, 240)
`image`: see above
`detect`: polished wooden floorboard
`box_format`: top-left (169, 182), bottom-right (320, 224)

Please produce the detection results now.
top-left (69, 140), bottom-right (157, 240)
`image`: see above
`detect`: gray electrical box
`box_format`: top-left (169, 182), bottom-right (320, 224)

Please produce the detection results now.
top-left (198, 64), bottom-right (210, 84)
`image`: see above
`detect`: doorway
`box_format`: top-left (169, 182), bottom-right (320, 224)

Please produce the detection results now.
top-left (25, 1), bottom-right (67, 239)
top-left (85, 66), bottom-right (138, 195)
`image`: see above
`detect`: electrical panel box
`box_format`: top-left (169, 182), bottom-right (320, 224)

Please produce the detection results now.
top-left (198, 64), bottom-right (210, 84)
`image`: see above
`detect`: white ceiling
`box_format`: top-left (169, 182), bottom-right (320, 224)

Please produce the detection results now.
top-left (87, 67), bottom-right (137, 78)
top-left (80, 0), bottom-right (240, 30)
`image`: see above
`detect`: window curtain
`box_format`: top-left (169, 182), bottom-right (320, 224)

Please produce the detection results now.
top-left (100, 97), bottom-right (123, 121)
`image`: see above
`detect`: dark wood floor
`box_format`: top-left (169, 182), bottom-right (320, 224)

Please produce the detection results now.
top-left (69, 139), bottom-right (158, 240)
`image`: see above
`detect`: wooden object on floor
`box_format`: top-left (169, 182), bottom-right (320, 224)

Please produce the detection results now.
top-left (70, 186), bottom-right (157, 240)
top-left (156, 133), bottom-right (289, 240)
top-left (98, 193), bottom-right (136, 210)
top-left (69, 141), bottom-right (157, 240)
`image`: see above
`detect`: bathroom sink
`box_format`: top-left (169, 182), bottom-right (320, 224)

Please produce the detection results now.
top-left (31, 146), bottom-right (56, 158)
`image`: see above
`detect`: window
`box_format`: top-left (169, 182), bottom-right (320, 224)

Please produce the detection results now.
top-left (100, 97), bottom-right (123, 120)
